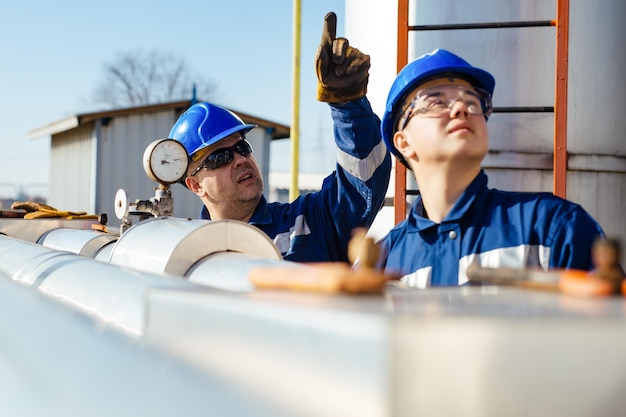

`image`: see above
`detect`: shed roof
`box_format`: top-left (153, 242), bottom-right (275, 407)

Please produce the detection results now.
top-left (29, 100), bottom-right (291, 140)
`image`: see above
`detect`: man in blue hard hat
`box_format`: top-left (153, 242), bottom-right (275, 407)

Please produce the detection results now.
top-left (377, 48), bottom-right (610, 287)
top-left (169, 12), bottom-right (391, 263)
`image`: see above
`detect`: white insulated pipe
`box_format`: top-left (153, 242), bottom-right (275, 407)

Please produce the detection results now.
top-left (0, 217), bottom-right (289, 335)
top-left (0, 234), bottom-right (198, 336)
top-left (108, 217), bottom-right (284, 277)
top-left (38, 227), bottom-right (118, 259)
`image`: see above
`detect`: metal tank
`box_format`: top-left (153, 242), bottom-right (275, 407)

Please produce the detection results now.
top-left (347, 0), bottom-right (626, 265)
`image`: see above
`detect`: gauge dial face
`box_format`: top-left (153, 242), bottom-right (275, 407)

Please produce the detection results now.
top-left (114, 188), bottom-right (130, 220)
top-left (143, 139), bottom-right (189, 184)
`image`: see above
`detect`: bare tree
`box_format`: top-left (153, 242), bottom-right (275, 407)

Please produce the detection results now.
top-left (92, 49), bottom-right (216, 108)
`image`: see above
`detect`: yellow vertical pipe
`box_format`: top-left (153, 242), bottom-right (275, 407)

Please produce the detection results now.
top-left (290, 0), bottom-right (302, 201)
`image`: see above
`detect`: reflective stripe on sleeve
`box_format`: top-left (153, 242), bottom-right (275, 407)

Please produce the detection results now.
top-left (335, 141), bottom-right (387, 182)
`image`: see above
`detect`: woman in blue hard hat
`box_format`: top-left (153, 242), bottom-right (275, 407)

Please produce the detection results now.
top-left (169, 12), bottom-right (391, 263)
top-left (377, 48), bottom-right (610, 287)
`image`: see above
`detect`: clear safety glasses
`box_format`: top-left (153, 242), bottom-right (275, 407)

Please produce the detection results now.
top-left (397, 84), bottom-right (493, 131)
top-left (190, 139), bottom-right (253, 176)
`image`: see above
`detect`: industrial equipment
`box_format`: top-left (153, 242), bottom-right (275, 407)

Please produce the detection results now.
top-left (2, 139), bottom-right (625, 416)
top-left (3, 1), bottom-right (626, 412)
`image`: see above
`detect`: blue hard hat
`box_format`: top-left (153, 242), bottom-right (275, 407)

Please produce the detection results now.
top-left (380, 49), bottom-right (495, 160)
top-left (169, 102), bottom-right (257, 158)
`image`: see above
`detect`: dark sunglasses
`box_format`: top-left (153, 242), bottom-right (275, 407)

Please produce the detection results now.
top-left (190, 139), bottom-right (253, 176)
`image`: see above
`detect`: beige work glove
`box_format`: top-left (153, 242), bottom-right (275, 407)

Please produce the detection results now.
top-left (315, 11), bottom-right (370, 103)
top-left (11, 201), bottom-right (97, 219)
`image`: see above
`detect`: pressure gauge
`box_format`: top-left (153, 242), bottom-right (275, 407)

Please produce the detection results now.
top-left (143, 138), bottom-right (189, 184)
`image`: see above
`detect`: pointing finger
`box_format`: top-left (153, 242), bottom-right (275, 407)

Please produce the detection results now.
top-left (320, 12), bottom-right (337, 50)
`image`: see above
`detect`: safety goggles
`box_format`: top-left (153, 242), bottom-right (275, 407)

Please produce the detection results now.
top-left (189, 139), bottom-right (253, 176)
top-left (397, 84), bottom-right (493, 131)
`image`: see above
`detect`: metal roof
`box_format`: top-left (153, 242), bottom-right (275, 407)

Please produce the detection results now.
top-left (29, 100), bottom-right (291, 140)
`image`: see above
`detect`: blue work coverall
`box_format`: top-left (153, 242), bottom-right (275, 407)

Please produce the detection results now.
top-left (201, 97), bottom-right (391, 263)
top-left (379, 171), bottom-right (605, 287)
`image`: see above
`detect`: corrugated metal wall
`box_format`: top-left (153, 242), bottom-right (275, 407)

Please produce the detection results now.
top-left (49, 124), bottom-right (96, 213)
top-left (566, 0), bottom-right (625, 263)
top-left (95, 110), bottom-right (180, 221)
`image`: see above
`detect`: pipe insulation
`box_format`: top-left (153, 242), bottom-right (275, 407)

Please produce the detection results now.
top-left (38, 227), bottom-right (118, 259)
top-left (0, 217), bottom-right (289, 335)
top-left (0, 234), bottom-right (197, 336)
top-left (108, 217), bottom-right (283, 276)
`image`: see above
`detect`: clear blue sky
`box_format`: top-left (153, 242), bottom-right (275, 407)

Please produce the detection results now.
top-left (0, 0), bottom-right (345, 199)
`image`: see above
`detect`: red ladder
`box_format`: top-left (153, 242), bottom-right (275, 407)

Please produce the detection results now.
top-left (394, 0), bottom-right (570, 223)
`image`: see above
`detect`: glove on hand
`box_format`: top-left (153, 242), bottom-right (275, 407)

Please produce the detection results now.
top-left (315, 12), bottom-right (370, 103)
top-left (11, 201), bottom-right (95, 219)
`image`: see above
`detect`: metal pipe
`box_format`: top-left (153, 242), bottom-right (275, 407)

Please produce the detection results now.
top-left (290, 0), bottom-right (301, 201)
top-left (0, 217), bottom-right (287, 335)
top-left (409, 20), bottom-right (554, 31)
top-left (394, 0), bottom-right (409, 225)
top-left (187, 252), bottom-right (288, 291)
top-left (554, 0), bottom-right (570, 198)
top-left (38, 228), bottom-right (118, 258)
top-left (0, 277), bottom-right (288, 417)
top-left (108, 218), bottom-right (282, 276)
top-left (0, 234), bottom-right (197, 336)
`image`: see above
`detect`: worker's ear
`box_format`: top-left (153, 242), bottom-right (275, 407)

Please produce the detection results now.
top-left (185, 176), bottom-right (204, 196)
top-left (393, 130), bottom-right (416, 161)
